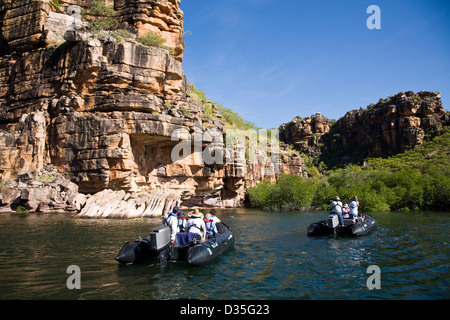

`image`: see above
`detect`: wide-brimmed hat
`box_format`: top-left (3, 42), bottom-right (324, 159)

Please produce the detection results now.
top-left (349, 196), bottom-right (358, 200)
top-left (334, 196), bottom-right (340, 201)
top-left (190, 208), bottom-right (203, 218)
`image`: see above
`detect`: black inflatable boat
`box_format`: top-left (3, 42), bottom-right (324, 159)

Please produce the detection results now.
top-left (307, 213), bottom-right (377, 237)
top-left (115, 222), bottom-right (235, 267)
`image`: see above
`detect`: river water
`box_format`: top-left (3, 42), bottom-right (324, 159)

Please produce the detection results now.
top-left (0, 209), bottom-right (448, 300)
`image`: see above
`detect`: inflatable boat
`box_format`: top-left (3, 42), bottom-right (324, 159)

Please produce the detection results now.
top-left (307, 213), bottom-right (377, 237)
top-left (115, 222), bottom-right (235, 267)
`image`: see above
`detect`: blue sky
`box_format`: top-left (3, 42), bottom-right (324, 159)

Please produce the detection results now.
top-left (180, 0), bottom-right (450, 129)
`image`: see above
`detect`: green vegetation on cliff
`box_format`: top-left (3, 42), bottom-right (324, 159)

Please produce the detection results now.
top-left (82, 1), bottom-right (169, 51)
top-left (187, 83), bottom-right (259, 130)
top-left (248, 129), bottom-right (450, 212)
top-left (136, 32), bottom-right (168, 50)
top-left (83, 0), bottom-right (119, 32)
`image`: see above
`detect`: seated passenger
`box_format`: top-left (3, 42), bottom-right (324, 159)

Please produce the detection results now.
top-left (342, 204), bottom-right (350, 218)
top-left (185, 209), bottom-right (206, 242)
top-left (348, 196), bottom-right (359, 221)
top-left (177, 211), bottom-right (187, 232)
top-left (208, 209), bottom-right (221, 223)
top-left (204, 213), bottom-right (219, 237)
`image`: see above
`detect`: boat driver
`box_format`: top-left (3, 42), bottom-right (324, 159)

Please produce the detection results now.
top-left (162, 206), bottom-right (180, 245)
top-left (330, 196), bottom-right (344, 226)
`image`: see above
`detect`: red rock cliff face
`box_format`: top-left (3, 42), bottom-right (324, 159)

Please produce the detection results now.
top-left (279, 113), bottom-right (330, 157)
top-left (0, 0), bottom-right (306, 216)
top-left (280, 91), bottom-right (448, 168)
top-left (322, 91), bottom-right (447, 164)
top-left (115, 0), bottom-right (185, 62)
top-left (0, 0), bottom-right (184, 61)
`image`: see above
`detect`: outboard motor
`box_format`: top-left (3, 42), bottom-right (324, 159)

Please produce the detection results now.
top-left (150, 225), bottom-right (171, 266)
top-left (328, 214), bottom-right (339, 237)
top-left (328, 214), bottom-right (339, 228)
top-left (150, 225), bottom-right (171, 251)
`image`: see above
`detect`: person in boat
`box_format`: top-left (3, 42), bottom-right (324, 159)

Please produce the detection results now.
top-left (162, 206), bottom-right (180, 244)
top-left (348, 196), bottom-right (360, 220)
top-left (330, 196), bottom-right (344, 226)
top-left (177, 210), bottom-right (187, 232)
top-left (208, 209), bottom-right (221, 223)
top-left (186, 208), bottom-right (207, 242)
top-left (342, 203), bottom-right (350, 218)
top-left (204, 212), bottom-right (219, 238)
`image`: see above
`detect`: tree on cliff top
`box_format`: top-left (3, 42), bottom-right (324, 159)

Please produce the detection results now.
top-left (83, 0), bottom-right (119, 32)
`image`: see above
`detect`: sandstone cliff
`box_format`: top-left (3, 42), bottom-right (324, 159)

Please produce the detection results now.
top-left (279, 91), bottom-right (448, 168)
top-left (279, 113), bottom-right (330, 158)
top-left (0, 0), bottom-right (306, 217)
top-left (0, 0), bottom-right (185, 61)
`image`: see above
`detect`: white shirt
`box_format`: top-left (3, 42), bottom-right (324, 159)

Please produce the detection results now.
top-left (349, 200), bottom-right (359, 216)
top-left (163, 213), bottom-right (179, 241)
top-left (330, 201), bottom-right (343, 213)
top-left (211, 215), bottom-right (221, 223)
top-left (186, 217), bottom-right (206, 236)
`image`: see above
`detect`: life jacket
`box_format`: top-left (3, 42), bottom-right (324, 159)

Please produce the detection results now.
top-left (186, 217), bottom-right (204, 234)
top-left (330, 201), bottom-right (342, 213)
top-left (203, 219), bottom-right (217, 236)
top-left (177, 216), bottom-right (187, 232)
top-left (348, 200), bottom-right (359, 218)
top-left (162, 212), bottom-right (178, 226)
top-left (349, 200), bottom-right (359, 210)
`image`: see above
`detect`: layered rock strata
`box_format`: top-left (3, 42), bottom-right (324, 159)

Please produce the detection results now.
top-left (0, 0), bottom-right (185, 61)
top-left (322, 91), bottom-right (447, 163)
top-left (0, 1), bottom-right (307, 217)
top-left (279, 113), bottom-right (330, 157)
top-left (280, 91), bottom-right (448, 167)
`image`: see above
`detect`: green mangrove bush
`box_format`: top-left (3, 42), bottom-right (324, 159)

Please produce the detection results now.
top-left (248, 174), bottom-right (317, 211)
top-left (248, 130), bottom-right (450, 212)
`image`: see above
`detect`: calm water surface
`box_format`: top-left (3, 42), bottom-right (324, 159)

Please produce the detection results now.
top-left (0, 209), bottom-right (448, 300)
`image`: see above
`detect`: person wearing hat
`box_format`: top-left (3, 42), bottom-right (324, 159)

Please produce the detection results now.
top-left (185, 208), bottom-right (206, 241)
top-left (162, 206), bottom-right (180, 244)
top-left (348, 196), bottom-right (359, 220)
top-left (330, 196), bottom-right (344, 226)
top-left (177, 210), bottom-right (187, 232)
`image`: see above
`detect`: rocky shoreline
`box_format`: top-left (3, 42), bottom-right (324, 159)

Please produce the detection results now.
top-left (0, 164), bottom-right (178, 218)
top-left (0, 164), bottom-right (243, 218)
top-left (0, 166), bottom-right (83, 215)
